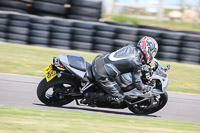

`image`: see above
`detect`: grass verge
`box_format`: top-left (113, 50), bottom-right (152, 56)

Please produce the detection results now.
top-left (0, 106), bottom-right (199, 133)
top-left (103, 15), bottom-right (200, 32)
top-left (0, 42), bottom-right (200, 94)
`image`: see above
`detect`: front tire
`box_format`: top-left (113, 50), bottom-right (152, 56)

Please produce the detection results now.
top-left (128, 92), bottom-right (168, 115)
top-left (37, 73), bottom-right (78, 107)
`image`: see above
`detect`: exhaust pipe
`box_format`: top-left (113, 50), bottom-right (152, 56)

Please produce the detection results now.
top-left (151, 89), bottom-right (164, 96)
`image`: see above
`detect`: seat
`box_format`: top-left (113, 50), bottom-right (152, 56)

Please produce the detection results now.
top-left (67, 54), bottom-right (86, 71)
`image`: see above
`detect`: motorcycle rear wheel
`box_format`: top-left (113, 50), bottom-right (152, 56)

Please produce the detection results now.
top-left (37, 74), bottom-right (77, 107)
top-left (128, 92), bottom-right (168, 115)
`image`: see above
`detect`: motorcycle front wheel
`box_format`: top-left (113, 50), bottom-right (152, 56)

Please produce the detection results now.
top-left (128, 92), bottom-right (168, 115)
top-left (37, 73), bottom-right (78, 107)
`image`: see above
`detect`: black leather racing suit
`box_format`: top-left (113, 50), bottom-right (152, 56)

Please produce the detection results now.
top-left (92, 44), bottom-right (145, 100)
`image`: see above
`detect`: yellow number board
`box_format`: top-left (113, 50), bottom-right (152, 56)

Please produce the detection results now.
top-left (44, 64), bottom-right (57, 82)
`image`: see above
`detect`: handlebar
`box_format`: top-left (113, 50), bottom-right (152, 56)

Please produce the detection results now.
top-left (152, 61), bottom-right (158, 71)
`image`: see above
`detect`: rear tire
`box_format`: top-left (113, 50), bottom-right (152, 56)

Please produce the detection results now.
top-left (128, 92), bottom-right (168, 115)
top-left (37, 73), bottom-right (78, 106)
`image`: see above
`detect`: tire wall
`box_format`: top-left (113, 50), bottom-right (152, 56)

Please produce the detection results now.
top-left (0, 1), bottom-right (199, 64)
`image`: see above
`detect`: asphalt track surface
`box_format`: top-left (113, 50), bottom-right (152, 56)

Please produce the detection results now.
top-left (0, 73), bottom-right (200, 123)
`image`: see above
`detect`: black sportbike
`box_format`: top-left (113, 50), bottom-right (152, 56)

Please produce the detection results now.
top-left (37, 53), bottom-right (170, 115)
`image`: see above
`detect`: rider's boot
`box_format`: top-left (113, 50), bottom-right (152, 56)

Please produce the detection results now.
top-left (106, 94), bottom-right (124, 104)
top-left (102, 82), bottom-right (125, 104)
top-left (81, 92), bottom-right (106, 107)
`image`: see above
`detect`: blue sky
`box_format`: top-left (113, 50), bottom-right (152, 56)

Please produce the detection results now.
top-left (104, 0), bottom-right (198, 7)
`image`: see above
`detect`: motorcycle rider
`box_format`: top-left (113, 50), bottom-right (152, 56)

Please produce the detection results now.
top-left (91, 36), bottom-right (158, 104)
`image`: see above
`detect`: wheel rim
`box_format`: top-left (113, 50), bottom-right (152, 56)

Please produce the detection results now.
top-left (44, 83), bottom-right (74, 105)
top-left (131, 94), bottom-right (166, 114)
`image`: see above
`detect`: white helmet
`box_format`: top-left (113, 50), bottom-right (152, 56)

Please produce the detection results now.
top-left (137, 36), bottom-right (158, 64)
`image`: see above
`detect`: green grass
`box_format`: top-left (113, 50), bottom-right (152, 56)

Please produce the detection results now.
top-left (0, 42), bottom-right (99, 77)
top-left (103, 15), bottom-right (200, 32)
top-left (0, 106), bottom-right (199, 133)
top-left (0, 42), bottom-right (200, 94)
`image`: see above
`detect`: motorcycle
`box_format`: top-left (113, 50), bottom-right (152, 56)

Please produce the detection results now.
top-left (37, 53), bottom-right (170, 115)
